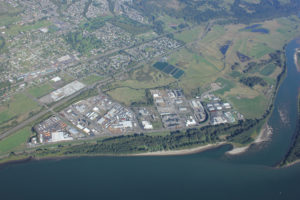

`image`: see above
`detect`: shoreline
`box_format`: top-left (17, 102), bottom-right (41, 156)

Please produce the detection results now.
top-left (282, 159), bottom-right (300, 168)
top-left (294, 48), bottom-right (300, 72)
top-left (0, 142), bottom-right (228, 167)
top-left (226, 123), bottom-right (273, 155)
top-left (130, 142), bottom-right (226, 156)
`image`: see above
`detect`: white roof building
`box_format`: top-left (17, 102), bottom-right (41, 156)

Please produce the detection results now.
top-left (39, 28), bottom-right (48, 33)
top-left (223, 103), bottom-right (231, 109)
top-left (51, 76), bottom-right (62, 82)
top-left (51, 132), bottom-right (73, 142)
top-left (186, 116), bottom-right (197, 127)
top-left (83, 128), bottom-right (91, 134)
top-left (142, 121), bottom-right (153, 130)
top-left (57, 55), bottom-right (71, 63)
top-left (77, 124), bottom-right (84, 130)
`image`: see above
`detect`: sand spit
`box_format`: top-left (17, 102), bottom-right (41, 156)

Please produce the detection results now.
top-left (132, 142), bottom-right (226, 156)
top-left (226, 123), bottom-right (273, 155)
top-left (294, 48), bottom-right (300, 72)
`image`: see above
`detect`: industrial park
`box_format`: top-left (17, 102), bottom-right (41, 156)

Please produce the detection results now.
top-left (30, 88), bottom-right (241, 145)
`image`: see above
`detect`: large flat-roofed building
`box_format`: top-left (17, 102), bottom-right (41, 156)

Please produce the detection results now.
top-left (142, 121), bottom-right (153, 130)
top-left (40, 81), bottom-right (85, 103)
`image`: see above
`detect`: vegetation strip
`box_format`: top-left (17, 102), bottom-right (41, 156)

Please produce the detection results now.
top-left (280, 93), bottom-right (300, 166)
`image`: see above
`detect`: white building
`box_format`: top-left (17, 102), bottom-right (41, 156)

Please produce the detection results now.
top-left (186, 116), bottom-right (197, 127)
top-left (51, 132), bottom-right (73, 142)
top-left (142, 121), bottom-right (153, 130)
top-left (51, 76), bottom-right (62, 82)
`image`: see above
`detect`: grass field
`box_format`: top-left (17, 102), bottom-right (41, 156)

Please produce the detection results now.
top-left (110, 16), bottom-right (151, 35)
top-left (174, 26), bottom-right (204, 43)
top-left (6, 20), bottom-right (51, 36)
top-left (0, 2), bottom-right (22, 26)
top-left (106, 87), bottom-right (146, 106)
top-left (0, 126), bottom-right (33, 155)
top-left (0, 93), bottom-right (40, 124)
top-left (260, 63), bottom-right (277, 76)
top-left (167, 48), bottom-right (222, 96)
top-left (214, 77), bottom-right (236, 95)
top-left (144, 131), bottom-right (170, 137)
top-left (61, 73), bottom-right (75, 84)
top-left (27, 83), bottom-right (54, 98)
top-left (249, 43), bottom-right (274, 59)
top-left (202, 25), bottom-right (226, 44)
top-left (158, 14), bottom-right (188, 32)
top-left (0, 15), bottom-right (20, 27)
top-left (136, 31), bottom-right (158, 41)
top-left (81, 74), bottom-right (105, 85)
top-left (229, 95), bottom-right (268, 119)
top-left (112, 65), bottom-right (175, 89)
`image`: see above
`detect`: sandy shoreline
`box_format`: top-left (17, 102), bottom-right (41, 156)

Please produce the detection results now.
top-left (0, 124), bottom-right (274, 165)
top-left (131, 142), bottom-right (226, 156)
top-left (294, 48), bottom-right (300, 72)
top-left (226, 123), bottom-right (273, 155)
top-left (0, 123), bottom-right (274, 165)
top-left (282, 159), bottom-right (300, 168)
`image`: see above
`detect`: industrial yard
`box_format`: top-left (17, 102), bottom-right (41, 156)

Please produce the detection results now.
top-left (30, 88), bottom-right (241, 145)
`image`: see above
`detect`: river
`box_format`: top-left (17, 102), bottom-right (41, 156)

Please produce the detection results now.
top-left (0, 39), bottom-right (300, 200)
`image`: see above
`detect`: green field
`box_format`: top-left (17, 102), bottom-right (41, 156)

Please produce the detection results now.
top-left (214, 77), bottom-right (236, 95)
top-left (0, 93), bottom-right (40, 124)
top-left (0, 2), bottom-right (22, 26)
top-left (168, 48), bottom-right (222, 96)
top-left (27, 83), bottom-right (54, 98)
top-left (0, 126), bottom-right (33, 155)
top-left (144, 131), bottom-right (170, 137)
top-left (249, 43), bottom-right (274, 59)
top-left (6, 20), bottom-right (51, 36)
top-left (229, 95), bottom-right (268, 119)
top-left (174, 26), bottom-right (203, 43)
top-left (106, 87), bottom-right (146, 106)
top-left (202, 25), bottom-right (226, 44)
top-left (260, 63), bottom-right (277, 76)
top-left (158, 14), bottom-right (188, 33)
top-left (110, 16), bottom-right (151, 35)
top-left (81, 74), bottom-right (105, 85)
top-left (112, 65), bottom-right (175, 90)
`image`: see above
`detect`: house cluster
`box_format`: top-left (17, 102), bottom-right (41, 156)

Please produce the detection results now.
top-left (126, 37), bottom-right (181, 63)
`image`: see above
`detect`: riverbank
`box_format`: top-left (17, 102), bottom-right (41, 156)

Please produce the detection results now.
top-left (294, 48), bottom-right (300, 72)
top-left (131, 142), bottom-right (226, 156)
top-left (279, 92), bottom-right (300, 167)
top-left (0, 142), bottom-right (228, 166)
top-left (226, 123), bottom-right (273, 155)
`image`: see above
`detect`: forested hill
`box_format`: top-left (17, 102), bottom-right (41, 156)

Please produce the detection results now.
top-left (130, 0), bottom-right (300, 24)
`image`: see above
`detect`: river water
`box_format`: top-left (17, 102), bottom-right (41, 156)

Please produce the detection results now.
top-left (0, 40), bottom-right (300, 200)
